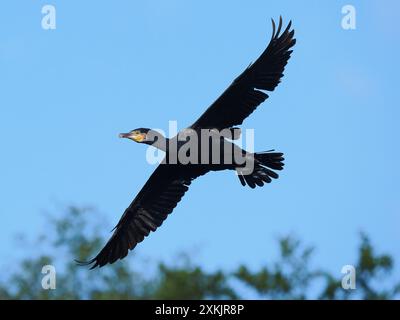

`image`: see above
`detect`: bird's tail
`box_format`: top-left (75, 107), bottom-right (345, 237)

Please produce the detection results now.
top-left (237, 150), bottom-right (284, 188)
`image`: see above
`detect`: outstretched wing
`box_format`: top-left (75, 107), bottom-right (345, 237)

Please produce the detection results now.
top-left (191, 17), bottom-right (295, 130)
top-left (80, 164), bottom-right (208, 269)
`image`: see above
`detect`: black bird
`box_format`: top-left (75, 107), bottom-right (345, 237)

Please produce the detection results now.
top-left (80, 17), bottom-right (295, 268)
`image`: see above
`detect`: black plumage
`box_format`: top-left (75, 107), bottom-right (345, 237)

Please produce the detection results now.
top-left (191, 18), bottom-right (295, 130)
top-left (79, 17), bottom-right (295, 269)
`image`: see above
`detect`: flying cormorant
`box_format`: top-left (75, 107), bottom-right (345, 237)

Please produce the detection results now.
top-left (80, 17), bottom-right (295, 268)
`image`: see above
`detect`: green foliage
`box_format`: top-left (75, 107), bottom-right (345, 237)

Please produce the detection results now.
top-left (151, 260), bottom-right (237, 299)
top-left (318, 233), bottom-right (400, 300)
top-left (234, 236), bottom-right (320, 299)
top-left (0, 207), bottom-right (398, 300)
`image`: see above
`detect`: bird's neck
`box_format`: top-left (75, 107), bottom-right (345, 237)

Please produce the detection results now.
top-left (149, 135), bottom-right (169, 152)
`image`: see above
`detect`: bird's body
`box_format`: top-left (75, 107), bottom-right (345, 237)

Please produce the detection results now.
top-left (80, 17), bottom-right (296, 268)
top-left (160, 129), bottom-right (247, 168)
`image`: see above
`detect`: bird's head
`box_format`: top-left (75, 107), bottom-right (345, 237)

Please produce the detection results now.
top-left (119, 128), bottom-right (167, 149)
top-left (119, 128), bottom-right (152, 144)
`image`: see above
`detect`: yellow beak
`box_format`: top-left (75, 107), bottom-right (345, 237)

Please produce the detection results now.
top-left (119, 132), bottom-right (146, 142)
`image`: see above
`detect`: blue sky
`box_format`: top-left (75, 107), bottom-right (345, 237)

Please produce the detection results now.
top-left (0, 0), bottom-right (399, 284)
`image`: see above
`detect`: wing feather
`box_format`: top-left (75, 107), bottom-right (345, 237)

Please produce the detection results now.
top-left (78, 164), bottom-right (208, 269)
top-left (191, 17), bottom-right (295, 130)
